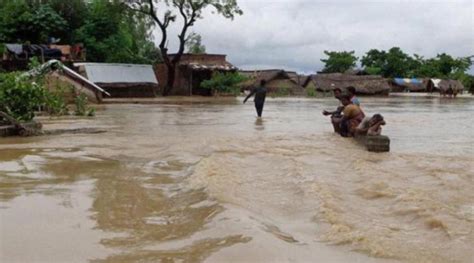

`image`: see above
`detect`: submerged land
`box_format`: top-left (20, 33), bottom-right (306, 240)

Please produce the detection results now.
top-left (1, 95), bottom-right (473, 263)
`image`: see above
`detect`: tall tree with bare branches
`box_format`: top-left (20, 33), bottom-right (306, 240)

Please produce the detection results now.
top-left (125, 0), bottom-right (242, 95)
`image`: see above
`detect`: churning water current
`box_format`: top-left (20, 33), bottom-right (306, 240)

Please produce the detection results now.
top-left (1, 95), bottom-right (473, 263)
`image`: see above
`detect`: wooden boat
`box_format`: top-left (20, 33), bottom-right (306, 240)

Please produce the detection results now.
top-left (354, 133), bottom-right (390, 152)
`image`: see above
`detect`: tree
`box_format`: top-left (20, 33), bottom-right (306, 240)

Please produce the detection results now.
top-left (43, 0), bottom-right (89, 43)
top-left (186, 32), bottom-right (206, 54)
top-left (126, 0), bottom-right (243, 96)
top-left (411, 54), bottom-right (472, 79)
top-left (0, 1), bottom-right (67, 43)
top-left (74, 0), bottom-right (160, 64)
top-left (361, 47), bottom-right (417, 78)
top-left (200, 71), bottom-right (246, 95)
top-left (320, 50), bottom-right (357, 73)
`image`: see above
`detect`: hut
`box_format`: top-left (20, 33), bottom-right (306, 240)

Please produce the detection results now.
top-left (427, 79), bottom-right (464, 95)
top-left (389, 78), bottom-right (426, 92)
top-left (239, 69), bottom-right (304, 95)
top-left (304, 73), bottom-right (390, 95)
top-left (74, 63), bottom-right (159, 98)
top-left (22, 59), bottom-right (108, 103)
top-left (155, 53), bottom-right (237, 96)
top-left (286, 71), bottom-right (307, 87)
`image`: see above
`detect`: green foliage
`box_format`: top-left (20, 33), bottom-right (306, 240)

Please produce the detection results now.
top-left (361, 47), bottom-right (418, 78)
top-left (411, 54), bottom-right (472, 78)
top-left (321, 50), bottom-right (358, 73)
top-left (0, 72), bottom-right (48, 121)
top-left (200, 72), bottom-right (246, 95)
top-left (27, 57), bottom-right (41, 70)
top-left (74, 92), bottom-right (95, 116)
top-left (74, 0), bottom-right (160, 64)
top-left (0, 0), bottom-right (160, 64)
top-left (467, 75), bottom-right (474, 94)
top-left (44, 83), bottom-right (69, 116)
top-left (0, 1), bottom-right (67, 43)
top-left (269, 87), bottom-right (290, 98)
top-left (361, 48), bottom-right (473, 82)
top-left (306, 86), bottom-right (316, 97)
top-left (186, 33), bottom-right (206, 54)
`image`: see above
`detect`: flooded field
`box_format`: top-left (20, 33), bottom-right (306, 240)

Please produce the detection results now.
top-left (1, 95), bottom-right (473, 263)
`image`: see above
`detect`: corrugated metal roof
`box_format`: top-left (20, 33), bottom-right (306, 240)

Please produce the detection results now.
top-left (74, 63), bottom-right (158, 84)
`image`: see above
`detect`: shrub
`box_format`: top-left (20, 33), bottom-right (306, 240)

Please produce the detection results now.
top-left (0, 72), bottom-right (48, 121)
top-left (200, 72), bottom-right (247, 95)
top-left (306, 87), bottom-right (316, 97)
top-left (74, 93), bottom-right (95, 116)
top-left (271, 86), bottom-right (290, 97)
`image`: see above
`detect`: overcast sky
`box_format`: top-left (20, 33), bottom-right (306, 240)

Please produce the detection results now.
top-left (153, 0), bottom-right (474, 74)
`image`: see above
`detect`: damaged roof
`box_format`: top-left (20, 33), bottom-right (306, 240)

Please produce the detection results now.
top-left (74, 63), bottom-right (158, 84)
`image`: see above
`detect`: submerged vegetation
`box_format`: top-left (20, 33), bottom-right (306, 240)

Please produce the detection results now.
top-left (0, 72), bottom-right (47, 121)
top-left (0, 59), bottom-right (95, 122)
top-left (201, 72), bottom-right (247, 95)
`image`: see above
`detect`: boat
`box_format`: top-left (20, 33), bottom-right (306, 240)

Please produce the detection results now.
top-left (354, 133), bottom-right (390, 152)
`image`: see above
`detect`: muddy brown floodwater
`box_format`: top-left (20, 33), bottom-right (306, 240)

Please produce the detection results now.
top-left (1, 95), bottom-right (473, 263)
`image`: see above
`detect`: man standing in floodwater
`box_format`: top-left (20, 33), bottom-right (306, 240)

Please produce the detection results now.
top-left (244, 79), bottom-right (267, 117)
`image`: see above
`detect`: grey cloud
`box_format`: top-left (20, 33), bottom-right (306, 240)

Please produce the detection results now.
top-left (153, 0), bottom-right (474, 74)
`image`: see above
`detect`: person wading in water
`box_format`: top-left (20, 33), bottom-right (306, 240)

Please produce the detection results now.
top-left (244, 79), bottom-right (267, 117)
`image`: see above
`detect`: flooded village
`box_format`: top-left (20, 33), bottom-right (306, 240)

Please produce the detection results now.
top-left (1, 1), bottom-right (473, 263)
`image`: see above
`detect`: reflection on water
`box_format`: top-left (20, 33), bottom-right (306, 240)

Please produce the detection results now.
top-left (254, 118), bottom-right (265, 131)
top-left (1, 96), bottom-right (473, 263)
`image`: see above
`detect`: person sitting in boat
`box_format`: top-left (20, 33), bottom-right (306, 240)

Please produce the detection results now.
top-left (346, 86), bottom-right (360, 106)
top-left (338, 95), bottom-right (365, 137)
top-left (322, 88), bottom-right (344, 133)
top-left (356, 114), bottom-right (386, 136)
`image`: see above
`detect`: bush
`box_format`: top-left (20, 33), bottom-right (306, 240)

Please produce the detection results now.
top-left (200, 72), bottom-right (247, 95)
top-left (0, 72), bottom-right (48, 121)
top-left (74, 93), bottom-right (95, 116)
top-left (44, 84), bottom-right (69, 116)
top-left (0, 72), bottom-right (72, 122)
top-left (306, 87), bottom-right (316, 97)
top-left (270, 86), bottom-right (290, 97)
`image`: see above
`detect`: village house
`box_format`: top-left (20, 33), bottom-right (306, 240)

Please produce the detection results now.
top-left (426, 79), bottom-right (464, 95)
top-left (389, 78), bottom-right (426, 92)
top-left (286, 71), bottom-right (308, 87)
top-left (18, 59), bottom-right (108, 104)
top-left (74, 63), bottom-right (159, 98)
top-left (239, 69), bottom-right (304, 95)
top-left (303, 73), bottom-right (390, 95)
top-left (155, 53), bottom-right (237, 96)
top-left (45, 64), bottom-right (108, 103)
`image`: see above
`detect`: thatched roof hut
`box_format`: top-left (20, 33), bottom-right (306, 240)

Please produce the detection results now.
top-left (286, 71), bottom-right (307, 86)
top-left (304, 73), bottom-right (390, 95)
top-left (427, 79), bottom-right (464, 94)
top-left (239, 69), bottom-right (304, 95)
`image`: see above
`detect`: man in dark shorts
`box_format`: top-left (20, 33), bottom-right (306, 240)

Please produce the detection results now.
top-left (244, 79), bottom-right (267, 117)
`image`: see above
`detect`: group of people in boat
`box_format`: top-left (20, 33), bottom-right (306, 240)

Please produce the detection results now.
top-left (322, 86), bottom-right (386, 137)
top-left (243, 81), bottom-right (385, 137)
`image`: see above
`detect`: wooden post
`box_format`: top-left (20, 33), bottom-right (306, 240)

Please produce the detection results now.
top-left (189, 69), bottom-right (193, 96)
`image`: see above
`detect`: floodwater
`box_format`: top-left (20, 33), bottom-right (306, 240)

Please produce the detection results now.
top-left (1, 95), bottom-right (473, 263)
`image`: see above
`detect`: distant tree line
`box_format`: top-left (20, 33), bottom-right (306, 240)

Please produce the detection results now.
top-left (0, 0), bottom-right (161, 64)
top-left (321, 47), bottom-right (473, 92)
